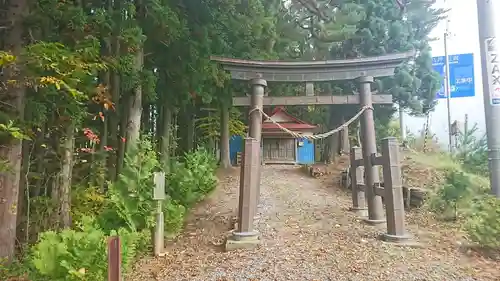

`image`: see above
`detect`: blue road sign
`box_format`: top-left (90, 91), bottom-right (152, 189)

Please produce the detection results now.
top-left (432, 53), bottom-right (475, 99)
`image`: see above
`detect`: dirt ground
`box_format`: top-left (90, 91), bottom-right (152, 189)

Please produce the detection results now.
top-left (129, 165), bottom-right (500, 281)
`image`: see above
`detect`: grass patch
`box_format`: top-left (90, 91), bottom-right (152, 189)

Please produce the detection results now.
top-left (403, 150), bottom-right (489, 192)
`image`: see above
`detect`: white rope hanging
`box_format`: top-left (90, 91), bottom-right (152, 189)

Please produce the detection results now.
top-left (248, 105), bottom-right (372, 140)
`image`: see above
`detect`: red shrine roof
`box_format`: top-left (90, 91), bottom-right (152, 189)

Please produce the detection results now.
top-left (262, 106), bottom-right (317, 131)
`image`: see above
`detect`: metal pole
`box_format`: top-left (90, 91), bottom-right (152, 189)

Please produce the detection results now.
top-left (444, 30), bottom-right (454, 154)
top-left (476, 0), bottom-right (500, 197)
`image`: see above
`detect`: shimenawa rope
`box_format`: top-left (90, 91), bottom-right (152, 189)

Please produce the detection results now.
top-left (248, 105), bottom-right (373, 140)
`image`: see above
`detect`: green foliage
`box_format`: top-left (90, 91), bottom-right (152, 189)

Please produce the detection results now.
top-left (163, 200), bottom-right (186, 235)
top-left (99, 138), bottom-right (160, 232)
top-left (282, 0), bottom-right (445, 144)
top-left (0, 255), bottom-right (30, 280)
top-left (71, 185), bottom-right (106, 224)
top-left (428, 170), bottom-right (472, 220)
top-left (196, 108), bottom-right (247, 140)
top-left (2, 0), bottom-right (278, 273)
top-left (1, 130), bottom-right (221, 279)
top-left (97, 137), bottom-right (185, 235)
top-left (465, 195), bottom-right (500, 249)
top-left (427, 117), bottom-right (500, 249)
top-left (30, 217), bottom-right (107, 281)
top-left (0, 120), bottom-right (31, 142)
top-left (419, 127), bottom-right (493, 242)
top-left (19, 138), bottom-right (216, 280)
top-left (454, 119), bottom-right (489, 176)
top-left (167, 148), bottom-right (218, 207)
top-left (375, 117), bottom-right (401, 144)
top-left (29, 216), bottom-right (145, 281)
top-left (111, 228), bottom-right (150, 272)
top-left (26, 197), bottom-right (59, 238)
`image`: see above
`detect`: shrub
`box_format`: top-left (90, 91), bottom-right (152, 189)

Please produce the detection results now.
top-left (7, 140), bottom-right (219, 280)
top-left (30, 217), bottom-right (107, 281)
top-left (97, 138), bottom-right (189, 235)
top-left (167, 148), bottom-right (217, 207)
top-left (21, 197), bottom-right (59, 243)
top-left (465, 195), bottom-right (500, 249)
top-left (428, 170), bottom-right (473, 220)
top-left (163, 200), bottom-right (186, 235)
top-left (71, 185), bottom-right (106, 224)
top-left (0, 258), bottom-right (28, 280)
top-left (98, 138), bottom-right (160, 232)
top-left (454, 118), bottom-right (489, 176)
top-left (29, 216), bottom-right (147, 281)
top-left (184, 147), bottom-right (218, 194)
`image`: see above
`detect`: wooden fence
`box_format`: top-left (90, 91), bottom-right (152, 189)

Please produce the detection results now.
top-left (347, 137), bottom-right (413, 243)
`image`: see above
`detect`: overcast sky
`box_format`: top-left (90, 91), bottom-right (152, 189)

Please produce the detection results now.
top-left (402, 0), bottom-right (500, 146)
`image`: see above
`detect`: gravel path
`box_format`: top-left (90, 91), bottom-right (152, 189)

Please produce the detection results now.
top-left (129, 165), bottom-right (499, 281)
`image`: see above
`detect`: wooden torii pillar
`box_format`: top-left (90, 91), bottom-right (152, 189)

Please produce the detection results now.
top-left (211, 51), bottom-right (415, 251)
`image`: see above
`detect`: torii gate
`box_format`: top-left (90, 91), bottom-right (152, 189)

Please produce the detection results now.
top-left (211, 51), bottom-right (415, 251)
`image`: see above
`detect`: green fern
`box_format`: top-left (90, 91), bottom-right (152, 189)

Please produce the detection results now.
top-left (30, 216), bottom-right (107, 281)
top-left (100, 137), bottom-right (159, 232)
top-left (167, 148), bottom-right (217, 208)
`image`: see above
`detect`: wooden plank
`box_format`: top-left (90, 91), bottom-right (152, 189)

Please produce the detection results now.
top-left (232, 94), bottom-right (392, 106)
top-left (263, 138), bottom-right (295, 162)
top-left (108, 236), bottom-right (121, 281)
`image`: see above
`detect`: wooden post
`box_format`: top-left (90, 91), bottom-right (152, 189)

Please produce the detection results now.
top-left (108, 236), bottom-right (121, 281)
top-left (153, 172), bottom-right (166, 256)
top-left (349, 147), bottom-right (367, 217)
top-left (380, 137), bottom-right (412, 243)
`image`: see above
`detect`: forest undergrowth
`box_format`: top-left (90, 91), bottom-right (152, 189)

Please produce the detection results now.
top-left (1, 138), bottom-right (218, 281)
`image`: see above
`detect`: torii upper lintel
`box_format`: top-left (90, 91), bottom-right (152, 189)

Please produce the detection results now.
top-left (210, 50), bottom-right (415, 82)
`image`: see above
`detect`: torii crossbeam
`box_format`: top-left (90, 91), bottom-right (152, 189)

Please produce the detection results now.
top-left (212, 51), bottom-right (413, 106)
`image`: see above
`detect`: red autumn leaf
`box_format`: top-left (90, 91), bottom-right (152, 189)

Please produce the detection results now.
top-left (83, 128), bottom-right (100, 143)
top-left (79, 147), bottom-right (94, 153)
